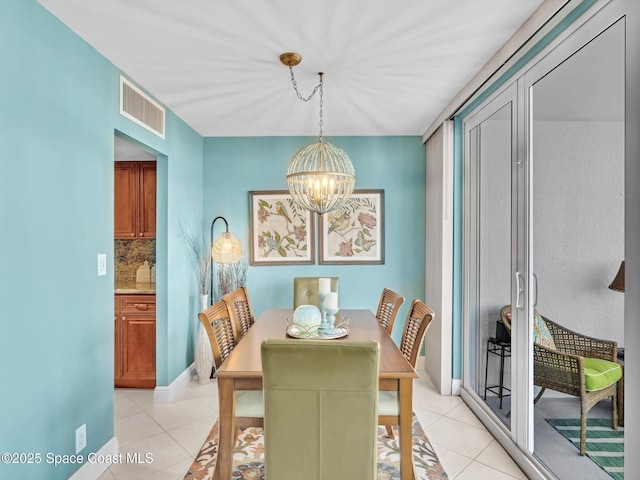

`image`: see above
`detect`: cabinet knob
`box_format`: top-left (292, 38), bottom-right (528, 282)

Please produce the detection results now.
top-left (122, 315), bottom-right (126, 321)
top-left (140, 233), bottom-right (144, 237)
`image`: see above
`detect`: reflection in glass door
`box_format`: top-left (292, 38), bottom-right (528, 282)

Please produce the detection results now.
top-left (464, 87), bottom-right (516, 432)
top-left (528, 20), bottom-right (625, 478)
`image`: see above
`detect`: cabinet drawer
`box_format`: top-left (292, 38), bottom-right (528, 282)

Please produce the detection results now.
top-left (119, 295), bottom-right (156, 314)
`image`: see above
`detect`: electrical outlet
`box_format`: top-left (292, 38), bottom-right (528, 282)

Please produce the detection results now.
top-left (97, 254), bottom-right (107, 276)
top-left (76, 424), bottom-right (87, 454)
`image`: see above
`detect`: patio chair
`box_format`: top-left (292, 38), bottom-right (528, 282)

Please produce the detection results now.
top-left (500, 305), bottom-right (621, 455)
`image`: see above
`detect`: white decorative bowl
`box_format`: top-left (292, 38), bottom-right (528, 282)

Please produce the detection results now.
top-left (293, 304), bottom-right (322, 327)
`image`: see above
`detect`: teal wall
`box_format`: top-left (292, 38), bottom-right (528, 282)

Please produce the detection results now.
top-left (203, 136), bottom-right (425, 344)
top-left (0, 2), bottom-right (203, 478)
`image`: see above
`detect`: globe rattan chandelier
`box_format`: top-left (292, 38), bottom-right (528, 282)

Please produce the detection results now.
top-left (280, 52), bottom-right (355, 215)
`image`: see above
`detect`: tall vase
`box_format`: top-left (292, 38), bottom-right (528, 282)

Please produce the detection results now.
top-left (195, 293), bottom-right (214, 384)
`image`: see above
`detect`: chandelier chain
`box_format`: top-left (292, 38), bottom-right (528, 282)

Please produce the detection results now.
top-left (288, 67), bottom-right (324, 140)
top-left (288, 66), bottom-right (322, 102)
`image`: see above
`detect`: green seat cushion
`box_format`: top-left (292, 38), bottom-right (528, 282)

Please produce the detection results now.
top-left (583, 357), bottom-right (622, 391)
top-left (378, 391), bottom-right (398, 416)
top-left (236, 390), bottom-right (264, 418)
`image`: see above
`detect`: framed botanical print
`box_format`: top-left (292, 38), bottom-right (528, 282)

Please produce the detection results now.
top-left (319, 189), bottom-right (384, 265)
top-left (249, 190), bottom-right (315, 265)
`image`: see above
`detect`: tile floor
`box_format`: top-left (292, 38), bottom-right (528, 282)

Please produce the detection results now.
top-left (99, 366), bottom-right (528, 480)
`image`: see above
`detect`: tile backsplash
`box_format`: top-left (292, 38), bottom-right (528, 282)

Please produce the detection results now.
top-left (115, 239), bottom-right (156, 284)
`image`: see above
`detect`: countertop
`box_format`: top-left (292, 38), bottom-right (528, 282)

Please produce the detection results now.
top-left (115, 282), bottom-right (156, 294)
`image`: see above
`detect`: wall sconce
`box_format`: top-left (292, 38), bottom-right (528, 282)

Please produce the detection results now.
top-left (210, 216), bottom-right (242, 304)
top-left (608, 261), bottom-right (625, 292)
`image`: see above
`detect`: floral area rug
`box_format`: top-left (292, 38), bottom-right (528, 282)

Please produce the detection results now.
top-left (184, 413), bottom-right (448, 480)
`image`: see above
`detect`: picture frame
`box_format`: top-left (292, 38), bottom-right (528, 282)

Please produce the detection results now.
top-left (319, 189), bottom-right (384, 265)
top-left (249, 190), bottom-right (315, 265)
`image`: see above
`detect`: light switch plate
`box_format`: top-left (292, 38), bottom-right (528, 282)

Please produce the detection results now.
top-left (76, 424), bottom-right (86, 453)
top-left (97, 254), bottom-right (107, 276)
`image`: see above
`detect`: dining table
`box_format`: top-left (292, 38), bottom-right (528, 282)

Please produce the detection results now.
top-left (213, 308), bottom-right (419, 480)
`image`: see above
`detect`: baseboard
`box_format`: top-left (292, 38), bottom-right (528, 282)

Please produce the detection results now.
top-left (451, 378), bottom-right (461, 396)
top-left (153, 363), bottom-right (197, 404)
top-left (68, 437), bottom-right (118, 480)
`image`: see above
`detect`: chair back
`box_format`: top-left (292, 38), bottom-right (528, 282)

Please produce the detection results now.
top-left (261, 339), bottom-right (379, 480)
top-left (197, 300), bottom-right (237, 369)
top-left (293, 277), bottom-right (339, 309)
top-left (399, 299), bottom-right (435, 367)
top-left (223, 286), bottom-right (255, 339)
top-left (375, 288), bottom-right (405, 335)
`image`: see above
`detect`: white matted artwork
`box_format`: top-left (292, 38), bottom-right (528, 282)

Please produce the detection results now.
top-left (249, 190), bottom-right (315, 265)
top-left (319, 189), bottom-right (384, 265)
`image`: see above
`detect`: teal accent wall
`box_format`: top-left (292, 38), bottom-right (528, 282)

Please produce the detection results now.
top-left (203, 136), bottom-right (425, 344)
top-left (0, 2), bottom-right (203, 478)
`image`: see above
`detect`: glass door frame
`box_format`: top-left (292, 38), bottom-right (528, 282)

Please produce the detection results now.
top-left (458, 3), bottom-right (628, 478)
top-left (461, 80), bottom-right (525, 440)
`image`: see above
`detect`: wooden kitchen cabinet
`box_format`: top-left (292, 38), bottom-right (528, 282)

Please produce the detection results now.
top-left (114, 294), bottom-right (156, 388)
top-left (114, 161), bottom-right (156, 239)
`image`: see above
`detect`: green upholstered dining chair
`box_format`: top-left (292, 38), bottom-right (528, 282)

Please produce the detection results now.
top-left (379, 299), bottom-right (434, 438)
top-left (500, 305), bottom-right (621, 455)
top-left (261, 339), bottom-right (379, 480)
top-left (223, 286), bottom-right (255, 340)
top-left (375, 287), bottom-right (405, 335)
top-left (293, 277), bottom-right (339, 309)
top-left (198, 301), bottom-right (263, 430)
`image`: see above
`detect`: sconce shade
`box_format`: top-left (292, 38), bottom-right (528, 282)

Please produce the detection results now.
top-left (211, 232), bottom-right (243, 264)
top-left (609, 261), bottom-right (625, 292)
top-left (286, 141), bottom-right (355, 214)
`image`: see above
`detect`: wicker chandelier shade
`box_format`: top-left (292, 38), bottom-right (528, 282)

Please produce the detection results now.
top-left (286, 141), bottom-right (355, 214)
top-left (280, 52), bottom-right (355, 214)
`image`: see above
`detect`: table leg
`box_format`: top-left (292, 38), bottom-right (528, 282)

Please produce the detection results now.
top-left (398, 378), bottom-right (416, 480)
top-left (216, 377), bottom-right (236, 480)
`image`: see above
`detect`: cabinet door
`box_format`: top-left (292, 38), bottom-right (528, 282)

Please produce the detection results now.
top-left (138, 163), bottom-right (156, 238)
top-left (114, 297), bottom-right (122, 383)
top-left (116, 295), bottom-right (156, 388)
top-left (114, 162), bottom-right (138, 239)
top-left (121, 315), bottom-right (156, 388)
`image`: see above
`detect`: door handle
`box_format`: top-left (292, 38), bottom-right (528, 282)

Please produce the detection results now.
top-left (533, 273), bottom-right (539, 307)
top-left (515, 272), bottom-right (524, 309)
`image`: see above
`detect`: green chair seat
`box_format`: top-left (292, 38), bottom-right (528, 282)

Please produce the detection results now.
top-left (378, 391), bottom-right (399, 416)
top-left (235, 390), bottom-right (264, 418)
top-left (583, 357), bottom-right (622, 392)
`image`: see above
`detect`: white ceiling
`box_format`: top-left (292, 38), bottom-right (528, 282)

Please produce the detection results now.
top-left (39, 0), bottom-right (546, 137)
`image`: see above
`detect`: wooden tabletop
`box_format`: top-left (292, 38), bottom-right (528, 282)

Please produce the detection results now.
top-left (215, 309), bottom-right (418, 382)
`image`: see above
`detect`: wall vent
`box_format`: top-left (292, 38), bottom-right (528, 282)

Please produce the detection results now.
top-left (120, 76), bottom-right (165, 138)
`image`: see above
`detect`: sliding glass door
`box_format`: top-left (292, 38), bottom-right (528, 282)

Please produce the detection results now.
top-left (527, 18), bottom-right (625, 477)
top-left (461, 10), bottom-right (625, 479)
top-left (463, 84), bottom-right (517, 433)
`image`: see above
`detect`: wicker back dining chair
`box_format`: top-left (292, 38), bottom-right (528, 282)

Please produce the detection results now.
top-left (262, 339), bottom-right (379, 480)
top-left (379, 299), bottom-right (434, 438)
top-left (223, 286), bottom-right (255, 340)
top-left (500, 305), bottom-right (620, 455)
top-left (198, 300), bottom-right (263, 429)
top-left (375, 288), bottom-right (405, 335)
